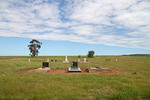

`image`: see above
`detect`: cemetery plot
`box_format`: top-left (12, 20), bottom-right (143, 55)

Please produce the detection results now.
top-left (19, 68), bottom-right (129, 75)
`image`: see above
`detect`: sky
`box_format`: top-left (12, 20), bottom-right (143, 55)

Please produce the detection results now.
top-left (0, 0), bottom-right (150, 56)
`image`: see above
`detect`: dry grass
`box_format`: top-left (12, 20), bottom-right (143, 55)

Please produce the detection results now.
top-left (0, 56), bottom-right (150, 100)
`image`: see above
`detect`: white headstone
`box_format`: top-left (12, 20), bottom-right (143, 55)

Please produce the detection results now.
top-left (28, 58), bottom-right (30, 62)
top-left (78, 59), bottom-right (80, 62)
top-left (65, 56), bottom-right (68, 61)
top-left (83, 58), bottom-right (87, 63)
top-left (46, 58), bottom-right (49, 62)
top-left (115, 59), bottom-right (118, 62)
top-left (63, 56), bottom-right (69, 63)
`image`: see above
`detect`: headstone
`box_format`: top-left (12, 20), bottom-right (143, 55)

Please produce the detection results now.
top-left (28, 58), bottom-right (30, 62)
top-left (115, 59), bottom-right (118, 62)
top-left (78, 59), bottom-right (80, 62)
top-left (43, 62), bottom-right (49, 67)
top-left (46, 58), bottom-right (49, 62)
top-left (78, 55), bottom-right (81, 58)
top-left (83, 58), bottom-right (87, 63)
top-left (68, 61), bottom-right (81, 72)
top-left (34, 62), bottom-right (51, 72)
top-left (95, 66), bottom-right (99, 68)
top-left (63, 56), bottom-right (69, 63)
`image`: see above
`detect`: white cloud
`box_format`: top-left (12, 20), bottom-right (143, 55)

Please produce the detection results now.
top-left (68, 0), bottom-right (113, 25)
top-left (33, 3), bottom-right (60, 19)
top-left (0, 0), bottom-right (150, 50)
top-left (70, 25), bottom-right (97, 36)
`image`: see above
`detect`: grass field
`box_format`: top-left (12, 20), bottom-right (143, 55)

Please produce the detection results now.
top-left (0, 56), bottom-right (150, 100)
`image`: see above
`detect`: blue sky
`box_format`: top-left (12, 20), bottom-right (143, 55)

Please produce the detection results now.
top-left (0, 0), bottom-right (150, 56)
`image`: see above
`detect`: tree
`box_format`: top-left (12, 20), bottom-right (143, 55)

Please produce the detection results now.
top-left (28, 39), bottom-right (42, 57)
top-left (87, 50), bottom-right (95, 58)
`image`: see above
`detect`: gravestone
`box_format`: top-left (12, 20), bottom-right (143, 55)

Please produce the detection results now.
top-left (63, 56), bottom-right (69, 63)
top-left (115, 59), bottom-right (118, 62)
top-left (28, 58), bottom-right (30, 62)
top-left (78, 55), bottom-right (81, 58)
top-left (68, 61), bottom-right (81, 72)
top-left (46, 58), bottom-right (49, 62)
top-left (78, 58), bottom-right (80, 62)
top-left (83, 58), bottom-right (87, 63)
top-left (34, 62), bottom-right (51, 72)
top-left (43, 62), bottom-right (49, 67)
top-left (95, 66), bottom-right (99, 68)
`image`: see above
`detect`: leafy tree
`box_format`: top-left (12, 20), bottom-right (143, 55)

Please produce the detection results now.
top-left (87, 50), bottom-right (95, 58)
top-left (28, 39), bottom-right (42, 57)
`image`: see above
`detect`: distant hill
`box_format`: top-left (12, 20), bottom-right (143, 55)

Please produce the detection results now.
top-left (123, 54), bottom-right (150, 57)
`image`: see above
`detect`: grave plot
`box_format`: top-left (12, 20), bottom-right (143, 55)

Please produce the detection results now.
top-left (34, 62), bottom-right (51, 72)
top-left (18, 68), bottom-right (130, 75)
top-left (68, 61), bottom-right (81, 72)
top-left (20, 58), bottom-right (130, 74)
top-left (87, 67), bottom-right (112, 73)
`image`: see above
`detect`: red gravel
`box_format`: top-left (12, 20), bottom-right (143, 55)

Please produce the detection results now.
top-left (19, 68), bottom-right (130, 75)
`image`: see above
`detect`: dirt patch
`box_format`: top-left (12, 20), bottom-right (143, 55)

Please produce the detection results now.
top-left (18, 68), bottom-right (130, 75)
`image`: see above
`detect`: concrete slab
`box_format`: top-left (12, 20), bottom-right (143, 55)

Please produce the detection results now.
top-left (100, 68), bottom-right (112, 71)
top-left (34, 68), bottom-right (51, 73)
top-left (87, 67), bottom-right (101, 73)
top-left (68, 67), bottom-right (81, 72)
top-left (87, 67), bottom-right (112, 73)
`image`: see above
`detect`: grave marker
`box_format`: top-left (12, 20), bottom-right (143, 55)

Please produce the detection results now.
top-left (78, 59), bottom-right (80, 62)
top-left (68, 61), bottom-right (81, 72)
top-left (115, 59), bottom-right (118, 62)
top-left (46, 58), bottom-right (49, 62)
top-left (63, 56), bottom-right (69, 63)
top-left (43, 62), bottom-right (49, 67)
top-left (83, 58), bottom-right (87, 63)
top-left (34, 62), bottom-right (51, 72)
top-left (28, 58), bottom-right (30, 62)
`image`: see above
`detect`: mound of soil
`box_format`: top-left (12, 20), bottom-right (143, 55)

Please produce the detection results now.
top-left (19, 68), bottom-right (129, 75)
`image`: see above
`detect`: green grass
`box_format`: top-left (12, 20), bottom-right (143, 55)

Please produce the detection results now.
top-left (0, 56), bottom-right (150, 100)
